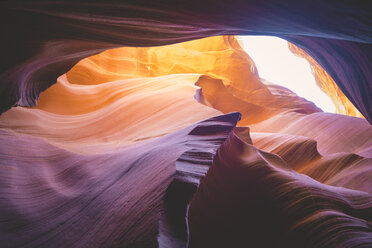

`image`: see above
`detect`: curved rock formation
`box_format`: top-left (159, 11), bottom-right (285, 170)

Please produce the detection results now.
top-left (0, 112), bottom-right (240, 247)
top-left (0, 2), bottom-right (371, 247)
top-left (288, 42), bottom-right (364, 118)
top-left (188, 131), bottom-right (372, 248)
top-left (1, 0), bottom-right (371, 122)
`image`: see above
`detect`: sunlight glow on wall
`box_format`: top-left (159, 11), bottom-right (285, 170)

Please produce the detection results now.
top-left (238, 36), bottom-right (336, 113)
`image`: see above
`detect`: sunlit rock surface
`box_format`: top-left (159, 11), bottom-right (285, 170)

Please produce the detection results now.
top-left (0, 2), bottom-right (371, 247)
top-left (1, 1), bottom-right (371, 122)
top-left (288, 43), bottom-right (364, 118)
top-left (1, 35), bottom-right (371, 247)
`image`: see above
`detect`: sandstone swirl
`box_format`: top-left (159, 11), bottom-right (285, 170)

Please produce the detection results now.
top-left (0, 6), bottom-right (371, 247)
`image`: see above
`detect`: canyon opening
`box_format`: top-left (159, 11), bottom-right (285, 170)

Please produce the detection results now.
top-left (0, 2), bottom-right (371, 248)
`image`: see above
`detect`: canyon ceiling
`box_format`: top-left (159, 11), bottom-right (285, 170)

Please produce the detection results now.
top-left (0, 1), bottom-right (371, 248)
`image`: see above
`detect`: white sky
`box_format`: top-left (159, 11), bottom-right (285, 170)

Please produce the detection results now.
top-left (238, 35), bottom-right (336, 113)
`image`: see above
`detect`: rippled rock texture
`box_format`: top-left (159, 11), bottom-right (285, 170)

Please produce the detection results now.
top-left (1, 0), bottom-right (371, 122)
top-left (0, 1), bottom-right (371, 248)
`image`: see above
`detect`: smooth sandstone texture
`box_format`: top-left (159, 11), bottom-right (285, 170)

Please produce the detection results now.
top-left (0, 0), bottom-right (371, 122)
top-left (0, 36), bottom-right (322, 152)
top-left (0, 16), bottom-right (371, 248)
top-left (188, 131), bottom-right (372, 248)
top-left (0, 73), bottom-right (220, 153)
top-left (0, 113), bottom-right (241, 248)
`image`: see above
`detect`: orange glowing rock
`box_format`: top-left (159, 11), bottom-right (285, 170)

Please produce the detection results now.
top-left (0, 35), bottom-right (370, 247)
top-left (0, 36), bottom-right (365, 153)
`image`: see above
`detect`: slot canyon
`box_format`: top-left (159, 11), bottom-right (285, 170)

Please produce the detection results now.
top-left (0, 1), bottom-right (371, 247)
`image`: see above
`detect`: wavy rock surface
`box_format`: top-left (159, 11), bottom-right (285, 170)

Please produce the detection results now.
top-left (1, 1), bottom-right (371, 122)
top-left (0, 16), bottom-right (371, 248)
top-left (0, 113), bottom-right (240, 248)
top-left (189, 131), bottom-right (372, 248)
top-left (0, 73), bottom-right (220, 153)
